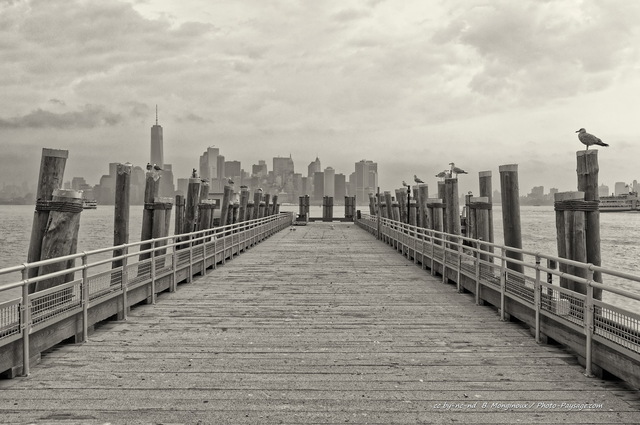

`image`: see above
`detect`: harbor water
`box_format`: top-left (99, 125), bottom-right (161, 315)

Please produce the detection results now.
top-left (1, 204), bottom-right (639, 310)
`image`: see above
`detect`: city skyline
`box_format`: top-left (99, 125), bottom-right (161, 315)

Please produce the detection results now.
top-left (1, 1), bottom-right (639, 199)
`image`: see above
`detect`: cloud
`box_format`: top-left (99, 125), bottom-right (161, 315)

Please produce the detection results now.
top-left (0, 104), bottom-right (122, 128)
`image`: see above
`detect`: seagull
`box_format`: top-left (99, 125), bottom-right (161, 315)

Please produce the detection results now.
top-left (576, 128), bottom-right (608, 150)
top-left (227, 178), bottom-right (235, 185)
top-left (146, 163), bottom-right (152, 171)
top-left (449, 162), bottom-right (467, 177)
top-left (153, 164), bottom-right (162, 171)
top-left (191, 168), bottom-right (198, 178)
top-left (414, 175), bottom-right (424, 184)
top-left (240, 185), bottom-right (248, 189)
top-left (402, 180), bottom-right (409, 187)
top-left (435, 171), bottom-right (448, 180)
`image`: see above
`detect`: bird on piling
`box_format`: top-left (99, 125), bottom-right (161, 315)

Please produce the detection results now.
top-left (191, 168), bottom-right (198, 178)
top-left (414, 175), bottom-right (424, 184)
top-left (402, 180), bottom-right (409, 187)
top-left (227, 178), bottom-right (235, 185)
top-left (153, 164), bottom-right (162, 171)
top-left (449, 162), bottom-right (467, 177)
top-left (576, 128), bottom-right (608, 150)
top-left (435, 170), bottom-right (448, 180)
top-left (146, 163), bottom-right (152, 171)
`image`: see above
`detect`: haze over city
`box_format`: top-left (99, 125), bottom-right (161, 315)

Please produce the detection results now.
top-left (1, 0), bottom-right (639, 198)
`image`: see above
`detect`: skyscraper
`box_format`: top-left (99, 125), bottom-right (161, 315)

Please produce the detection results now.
top-left (150, 105), bottom-right (163, 168)
top-left (324, 167), bottom-right (335, 197)
top-left (355, 160), bottom-right (378, 205)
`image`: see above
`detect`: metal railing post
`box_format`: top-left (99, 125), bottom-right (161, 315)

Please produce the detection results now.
top-left (150, 239), bottom-right (156, 304)
top-left (534, 254), bottom-right (541, 343)
top-left (121, 247), bottom-right (129, 320)
top-left (456, 236), bottom-right (462, 293)
top-left (82, 252), bottom-right (89, 343)
top-left (21, 266), bottom-right (30, 376)
top-left (171, 240), bottom-right (177, 292)
top-left (474, 240), bottom-right (481, 305)
top-left (202, 234), bottom-right (207, 275)
top-left (442, 234), bottom-right (447, 284)
top-left (499, 247), bottom-right (507, 321)
top-left (188, 234), bottom-right (193, 283)
top-left (585, 267), bottom-right (595, 377)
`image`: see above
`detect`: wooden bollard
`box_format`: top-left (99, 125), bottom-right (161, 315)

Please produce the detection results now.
top-left (198, 200), bottom-right (215, 231)
top-left (252, 189), bottom-right (263, 220)
top-left (271, 195), bottom-right (279, 216)
top-left (219, 185), bottom-right (233, 227)
top-left (298, 196), bottom-right (306, 221)
top-left (396, 188), bottom-right (407, 223)
top-left (427, 198), bottom-right (444, 245)
top-left (412, 185), bottom-right (420, 227)
top-left (34, 188), bottom-right (83, 293)
top-left (232, 202), bottom-right (239, 223)
top-left (322, 196), bottom-right (329, 221)
top-left (27, 148), bottom-right (69, 286)
top-left (444, 177), bottom-right (461, 236)
top-left (469, 196), bottom-right (491, 262)
top-left (239, 187), bottom-right (250, 222)
top-left (437, 181), bottom-right (446, 233)
top-left (263, 193), bottom-right (271, 216)
top-left (555, 191), bottom-right (589, 294)
top-left (380, 201), bottom-right (387, 218)
top-left (140, 169), bottom-right (161, 261)
top-left (499, 164), bottom-right (523, 274)
top-left (174, 195), bottom-right (185, 240)
top-left (577, 150), bottom-right (602, 298)
top-left (391, 201), bottom-right (400, 222)
top-left (368, 193), bottom-right (376, 215)
top-left (384, 191), bottom-right (393, 219)
top-left (409, 199), bottom-right (417, 226)
top-left (258, 201), bottom-right (266, 218)
top-left (152, 197), bottom-right (173, 267)
top-left (246, 201), bottom-right (254, 223)
top-left (345, 196), bottom-right (355, 220)
top-left (479, 171), bottom-right (494, 245)
top-left (113, 163), bottom-right (131, 285)
top-left (184, 178), bottom-right (201, 235)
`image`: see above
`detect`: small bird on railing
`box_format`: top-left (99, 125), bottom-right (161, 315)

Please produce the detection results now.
top-left (449, 162), bottom-right (467, 177)
top-left (576, 128), bottom-right (609, 150)
top-left (153, 163), bottom-right (162, 171)
top-left (414, 175), bottom-right (424, 184)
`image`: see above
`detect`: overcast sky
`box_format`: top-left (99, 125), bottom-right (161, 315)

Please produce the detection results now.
top-left (1, 0), bottom-right (639, 197)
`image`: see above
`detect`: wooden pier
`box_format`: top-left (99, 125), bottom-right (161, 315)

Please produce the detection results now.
top-left (1, 222), bottom-right (639, 424)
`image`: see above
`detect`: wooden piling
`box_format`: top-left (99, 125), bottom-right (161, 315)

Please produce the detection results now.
top-left (384, 191), bottom-right (393, 220)
top-left (577, 150), bottom-right (603, 299)
top-left (34, 189), bottom-right (84, 292)
top-left (27, 148), bottom-right (69, 287)
top-left (554, 191), bottom-right (588, 294)
top-left (252, 189), bottom-right (263, 220)
top-left (427, 198), bottom-right (444, 245)
top-left (113, 163), bottom-right (131, 269)
top-left (271, 195), bottom-right (279, 216)
top-left (258, 201), bottom-right (266, 218)
top-left (478, 171), bottom-right (494, 245)
top-left (140, 169), bottom-right (161, 261)
top-left (368, 193), bottom-right (376, 215)
top-left (183, 178), bottom-right (201, 235)
top-left (499, 164), bottom-right (524, 274)
top-left (437, 181), bottom-right (446, 233)
top-left (238, 188), bottom-right (249, 222)
top-left (396, 188), bottom-right (408, 223)
top-left (246, 201), bottom-right (254, 223)
top-left (418, 184), bottom-right (429, 229)
top-left (219, 185), bottom-right (233, 227)
top-left (444, 178), bottom-right (461, 236)
top-left (469, 196), bottom-right (491, 264)
top-left (263, 194), bottom-right (271, 216)
top-left (174, 195), bottom-right (185, 240)
top-left (409, 200), bottom-right (417, 227)
top-left (392, 201), bottom-right (400, 222)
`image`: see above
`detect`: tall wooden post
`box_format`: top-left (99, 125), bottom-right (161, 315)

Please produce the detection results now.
top-left (252, 189), bottom-right (263, 220)
top-left (577, 150), bottom-right (602, 299)
top-left (409, 200), bottom-right (417, 227)
top-left (246, 201), bottom-right (255, 223)
top-left (555, 191), bottom-right (588, 294)
top-left (239, 187), bottom-right (250, 221)
top-left (396, 188), bottom-right (407, 223)
top-left (427, 198), bottom-right (444, 245)
top-left (113, 163), bottom-right (131, 271)
top-left (220, 185), bottom-right (233, 227)
top-left (271, 195), bottom-right (279, 216)
top-left (183, 178), bottom-right (201, 235)
top-left (469, 196), bottom-right (491, 263)
top-left (35, 189), bottom-right (84, 292)
top-left (27, 148), bottom-right (68, 286)
top-left (258, 201), bottom-right (266, 218)
top-left (499, 164), bottom-right (524, 274)
top-left (368, 193), bottom-right (376, 215)
top-left (140, 169), bottom-right (161, 261)
top-left (391, 201), bottom-right (400, 222)
top-left (263, 194), bottom-right (271, 216)
top-left (437, 181), bottom-right (446, 233)
top-left (384, 191), bottom-right (393, 220)
top-left (444, 177), bottom-right (461, 236)
top-left (174, 195), bottom-right (185, 238)
top-left (478, 171), bottom-right (494, 245)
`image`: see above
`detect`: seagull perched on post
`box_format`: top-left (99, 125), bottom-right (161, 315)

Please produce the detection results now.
top-left (227, 178), bottom-right (235, 185)
top-left (414, 175), bottom-right (424, 184)
top-left (153, 163), bottom-right (162, 171)
top-left (402, 180), bottom-right (409, 187)
top-left (435, 170), bottom-right (448, 180)
top-left (576, 128), bottom-right (608, 150)
top-left (146, 163), bottom-right (152, 171)
top-left (449, 162), bottom-right (467, 177)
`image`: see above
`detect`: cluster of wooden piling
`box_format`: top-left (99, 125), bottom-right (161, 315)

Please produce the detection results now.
top-left (296, 195), bottom-right (356, 222)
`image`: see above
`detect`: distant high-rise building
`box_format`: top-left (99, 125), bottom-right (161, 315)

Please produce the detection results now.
top-left (150, 106), bottom-right (163, 168)
top-left (355, 160), bottom-right (377, 205)
top-left (313, 171), bottom-right (324, 204)
top-left (273, 155), bottom-right (294, 182)
top-left (598, 184), bottom-right (610, 197)
top-left (324, 167), bottom-right (335, 197)
top-left (335, 173), bottom-right (346, 202)
top-left (225, 161), bottom-right (242, 178)
top-left (615, 182), bottom-right (628, 196)
top-left (308, 157), bottom-right (321, 178)
top-left (252, 160), bottom-right (268, 177)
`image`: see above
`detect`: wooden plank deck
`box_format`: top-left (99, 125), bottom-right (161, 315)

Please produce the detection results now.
top-left (1, 222), bottom-right (639, 424)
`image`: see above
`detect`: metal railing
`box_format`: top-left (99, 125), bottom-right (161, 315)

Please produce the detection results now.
top-left (356, 213), bottom-right (640, 381)
top-left (0, 212), bottom-right (293, 376)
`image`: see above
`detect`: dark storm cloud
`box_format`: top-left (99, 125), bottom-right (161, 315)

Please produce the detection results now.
top-left (0, 104), bottom-right (122, 128)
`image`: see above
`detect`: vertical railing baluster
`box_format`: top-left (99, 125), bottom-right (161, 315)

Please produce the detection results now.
top-left (534, 254), bottom-right (541, 343)
top-left (82, 252), bottom-right (89, 343)
top-left (499, 247), bottom-right (507, 321)
top-left (585, 267), bottom-right (595, 377)
top-left (21, 266), bottom-right (30, 376)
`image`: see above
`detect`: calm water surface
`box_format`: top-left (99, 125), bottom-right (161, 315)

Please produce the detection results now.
top-left (1, 204), bottom-right (639, 309)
